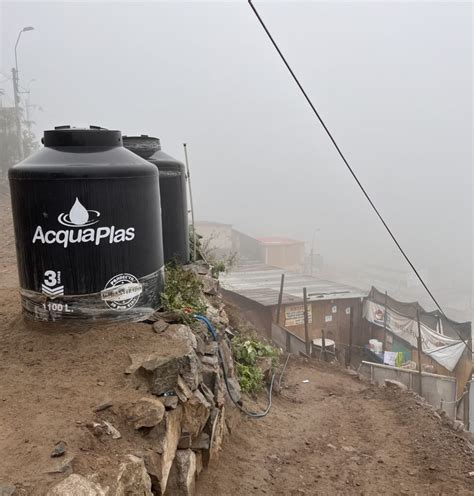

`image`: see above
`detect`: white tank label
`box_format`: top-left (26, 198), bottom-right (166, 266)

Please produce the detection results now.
top-left (32, 198), bottom-right (135, 247)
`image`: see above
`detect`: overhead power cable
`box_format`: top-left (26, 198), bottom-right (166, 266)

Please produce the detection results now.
top-left (247, 0), bottom-right (472, 352)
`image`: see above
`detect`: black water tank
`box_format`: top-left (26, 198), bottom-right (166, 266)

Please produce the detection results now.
top-left (8, 126), bottom-right (164, 322)
top-left (123, 136), bottom-right (189, 265)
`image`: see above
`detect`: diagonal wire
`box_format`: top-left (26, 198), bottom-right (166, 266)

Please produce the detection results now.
top-left (247, 0), bottom-right (472, 352)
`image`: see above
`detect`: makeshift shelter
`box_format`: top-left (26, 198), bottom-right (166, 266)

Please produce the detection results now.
top-left (364, 287), bottom-right (470, 372)
top-left (363, 287), bottom-right (472, 402)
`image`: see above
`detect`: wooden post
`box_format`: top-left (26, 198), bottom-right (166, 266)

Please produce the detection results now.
top-left (436, 313), bottom-right (442, 334)
top-left (347, 306), bottom-right (354, 367)
top-left (276, 273), bottom-right (285, 324)
top-left (416, 308), bottom-right (423, 397)
top-left (382, 291), bottom-right (388, 351)
top-left (321, 329), bottom-right (327, 362)
top-left (303, 287), bottom-right (310, 356)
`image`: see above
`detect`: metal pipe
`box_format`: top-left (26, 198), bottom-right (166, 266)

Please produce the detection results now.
top-left (183, 143), bottom-right (196, 262)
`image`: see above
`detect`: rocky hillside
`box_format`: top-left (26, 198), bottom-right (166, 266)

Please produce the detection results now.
top-left (0, 260), bottom-right (243, 495)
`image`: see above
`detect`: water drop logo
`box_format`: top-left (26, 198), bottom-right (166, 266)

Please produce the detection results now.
top-left (58, 198), bottom-right (100, 227)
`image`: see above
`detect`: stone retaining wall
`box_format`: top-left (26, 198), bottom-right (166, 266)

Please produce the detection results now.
top-left (45, 264), bottom-right (241, 496)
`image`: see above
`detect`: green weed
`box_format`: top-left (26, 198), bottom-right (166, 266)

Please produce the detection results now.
top-left (160, 263), bottom-right (207, 323)
top-left (232, 336), bottom-right (280, 393)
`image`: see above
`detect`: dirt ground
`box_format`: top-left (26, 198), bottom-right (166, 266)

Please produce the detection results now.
top-left (197, 358), bottom-right (474, 495)
top-left (0, 189), bottom-right (193, 493)
top-left (1, 187), bottom-right (474, 495)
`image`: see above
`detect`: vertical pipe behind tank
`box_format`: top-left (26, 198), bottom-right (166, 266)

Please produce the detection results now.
top-left (183, 143), bottom-right (196, 262)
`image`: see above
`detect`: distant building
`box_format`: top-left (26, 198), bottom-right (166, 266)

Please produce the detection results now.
top-left (220, 262), bottom-right (365, 349)
top-left (196, 221), bottom-right (305, 272)
top-left (362, 287), bottom-right (472, 426)
top-left (195, 221), bottom-right (233, 258)
top-left (232, 232), bottom-right (305, 272)
top-left (256, 237), bottom-right (305, 273)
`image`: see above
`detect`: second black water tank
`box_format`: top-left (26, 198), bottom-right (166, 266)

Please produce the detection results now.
top-left (123, 136), bottom-right (190, 265)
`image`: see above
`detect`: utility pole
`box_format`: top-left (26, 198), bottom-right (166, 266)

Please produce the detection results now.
top-left (303, 287), bottom-right (310, 356)
top-left (12, 26), bottom-right (35, 160)
top-left (416, 308), bottom-right (423, 397)
top-left (321, 329), bottom-right (328, 362)
top-left (25, 97), bottom-right (31, 124)
top-left (12, 67), bottom-right (23, 159)
top-left (382, 290), bottom-right (388, 351)
top-left (276, 273), bottom-right (285, 325)
top-left (347, 306), bottom-right (354, 367)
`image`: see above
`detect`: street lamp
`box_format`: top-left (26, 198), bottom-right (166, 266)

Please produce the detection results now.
top-left (12, 26), bottom-right (34, 159)
top-left (15, 26), bottom-right (35, 76)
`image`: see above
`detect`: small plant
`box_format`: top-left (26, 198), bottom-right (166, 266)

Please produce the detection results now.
top-left (188, 225), bottom-right (203, 263)
top-left (232, 336), bottom-right (280, 394)
top-left (235, 363), bottom-right (264, 394)
top-left (210, 260), bottom-right (227, 278)
top-left (201, 238), bottom-right (237, 278)
top-left (160, 263), bottom-right (207, 323)
top-left (232, 337), bottom-right (280, 368)
top-left (189, 226), bottom-right (237, 277)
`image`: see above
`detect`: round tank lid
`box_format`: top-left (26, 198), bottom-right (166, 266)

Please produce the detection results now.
top-left (43, 126), bottom-right (122, 147)
top-left (122, 135), bottom-right (161, 159)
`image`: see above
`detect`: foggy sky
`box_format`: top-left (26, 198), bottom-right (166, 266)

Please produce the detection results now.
top-left (1, 1), bottom-right (472, 314)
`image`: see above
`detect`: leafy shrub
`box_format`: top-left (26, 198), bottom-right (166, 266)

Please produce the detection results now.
top-left (235, 363), bottom-right (264, 394)
top-left (160, 263), bottom-right (207, 322)
top-left (232, 337), bottom-right (280, 368)
top-left (232, 337), bottom-right (280, 393)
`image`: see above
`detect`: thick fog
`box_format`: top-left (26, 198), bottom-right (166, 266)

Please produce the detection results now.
top-left (1, 1), bottom-right (472, 319)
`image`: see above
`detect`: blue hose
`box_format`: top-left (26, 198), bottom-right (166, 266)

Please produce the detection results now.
top-left (193, 314), bottom-right (217, 341)
top-left (193, 313), bottom-right (275, 418)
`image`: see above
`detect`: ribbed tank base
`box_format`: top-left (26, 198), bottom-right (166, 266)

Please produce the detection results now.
top-left (19, 268), bottom-right (164, 323)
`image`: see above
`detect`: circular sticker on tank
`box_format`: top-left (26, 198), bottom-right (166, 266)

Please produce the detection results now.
top-left (101, 273), bottom-right (143, 311)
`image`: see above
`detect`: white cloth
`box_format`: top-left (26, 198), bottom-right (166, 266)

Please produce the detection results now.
top-left (364, 300), bottom-right (466, 371)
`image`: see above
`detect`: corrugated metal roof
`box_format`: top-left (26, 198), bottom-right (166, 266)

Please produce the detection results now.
top-left (256, 237), bottom-right (304, 246)
top-left (220, 262), bottom-right (366, 307)
top-left (195, 221), bottom-right (232, 227)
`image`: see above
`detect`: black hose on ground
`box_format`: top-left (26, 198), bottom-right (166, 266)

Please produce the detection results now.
top-left (194, 314), bottom-right (283, 418)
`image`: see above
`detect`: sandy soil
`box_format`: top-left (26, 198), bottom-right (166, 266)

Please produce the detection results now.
top-left (196, 359), bottom-right (474, 496)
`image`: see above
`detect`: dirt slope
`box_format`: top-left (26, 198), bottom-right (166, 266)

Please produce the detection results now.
top-left (1, 187), bottom-right (473, 495)
top-left (0, 190), bottom-right (177, 493)
top-left (197, 358), bottom-right (474, 496)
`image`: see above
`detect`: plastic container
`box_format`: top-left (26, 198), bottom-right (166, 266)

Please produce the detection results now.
top-left (123, 135), bottom-right (189, 264)
top-left (8, 126), bottom-right (164, 322)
